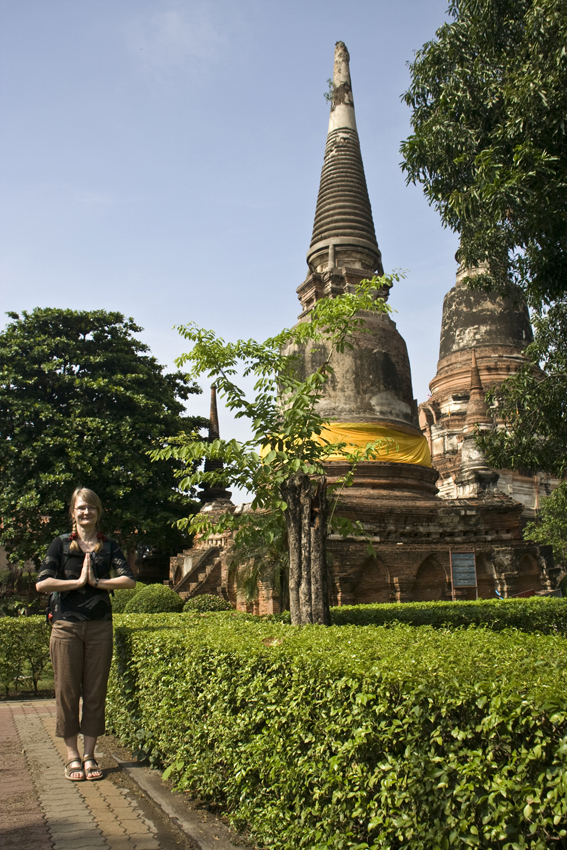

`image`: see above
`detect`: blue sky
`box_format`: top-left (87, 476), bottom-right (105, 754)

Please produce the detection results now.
top-left (1, 0), bottom-right (459, 495)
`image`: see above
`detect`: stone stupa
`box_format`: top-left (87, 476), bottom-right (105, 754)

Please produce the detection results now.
top-left (293, 41), bottom-right (438, 504)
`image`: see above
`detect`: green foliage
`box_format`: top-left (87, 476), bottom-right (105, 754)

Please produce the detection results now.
top-left (323, 78), bottom-right (335, 103)
top-left (124, 584), bottom-right (184, 614)
top-left (0, 616), bottom-right (51, 696)
top-left (329, 597), bottom-right (567, 633)
top-left (0, 565), bottom-right (39, 594)
top-left (183, 594), bottom-right (234, 612)
top-left (111, 582), bottom-right (147, 614)
top-left (524, 482), bottom-right (567, 569)
top-left (0, 597), bottom-right (42, 617)
top-left (0, 308), bottom-right (207, 565)
top-left (477, 298), bottom-right (567, 476)
top-left (107, 614), bottom-right (567, 849)
top-left (401, 0), bottom-right (567, 308)
top-left (228, 508), bottom-right (289, 606)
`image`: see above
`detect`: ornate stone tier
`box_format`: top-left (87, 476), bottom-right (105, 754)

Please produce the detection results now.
top-left (325, 460), bottom-right (439, 499)
top-left (428, 267), bottom-right (533, 402)
top-left (288, 310), bottom-right (419, 430)
top-left (429, 344), bottom-right (529, 403)
top-left (308, 127), bottom-right (382, 275)
top-left (439, 268), bottom-right (533, 360)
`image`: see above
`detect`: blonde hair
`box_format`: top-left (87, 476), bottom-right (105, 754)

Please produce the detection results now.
top-left (69, 487), bottom-right (104, 554)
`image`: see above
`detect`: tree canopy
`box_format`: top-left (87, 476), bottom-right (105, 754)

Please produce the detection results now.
top-left (401, 0), bottom-right (567, 306)
top-left (0, 308), bottom-right (206, 564)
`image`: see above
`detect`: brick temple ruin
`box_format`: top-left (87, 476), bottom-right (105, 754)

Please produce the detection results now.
top-left (170, 42), bottom-right (560, 612)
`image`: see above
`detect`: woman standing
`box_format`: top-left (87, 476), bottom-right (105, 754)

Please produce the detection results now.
top-left (36, 487), bottom-right (135, 781)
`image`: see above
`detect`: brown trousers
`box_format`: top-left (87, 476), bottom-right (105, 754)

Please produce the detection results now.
top-left (50, 619), bottom-right (113, 739)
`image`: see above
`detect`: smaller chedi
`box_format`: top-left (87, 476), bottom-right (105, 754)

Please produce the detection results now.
top-left (419, 263), bottom-right (560, 513)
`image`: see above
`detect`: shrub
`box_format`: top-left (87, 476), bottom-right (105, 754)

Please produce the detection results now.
top-left (0, 616), bottom-right (51, 695)
top-left (124, 584), bottom-right (183, 614)
top-left (183, 594), bottom-right (233, 613)
top-left (329, 596), bottom-right (567, 633)
top-left (0, 566), bottom-right (38, 595)
top-left (107, 615), bottom-right (567, 850)
top-left (0, 597), bottom-right (42, 617)
top-left (111, 582), bottom-right (146, 613)
top-left (0, 568), bottom-right (13, 591)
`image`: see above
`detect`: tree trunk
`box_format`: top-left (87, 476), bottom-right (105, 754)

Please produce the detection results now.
top-left (298, 475), bottom-right (313, 622)
top-left (281, 472), bottom-right (330, 626)
top-left (310, 477), bottom-right (330, 625)
top-left (283, 474), bottom-right (302, 622)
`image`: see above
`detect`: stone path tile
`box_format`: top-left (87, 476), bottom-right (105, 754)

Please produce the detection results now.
top-left (13, 707), bottom-right (108, 848)
top-left (1, 700), bottom-right (175, 850)
top-left (0, 702), bottom-right (54, 850)
top-left (44, 714), bottom-right (160, 849)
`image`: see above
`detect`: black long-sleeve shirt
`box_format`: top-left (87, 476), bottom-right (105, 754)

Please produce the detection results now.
top-left (37, 535), bottom-right (134, 622)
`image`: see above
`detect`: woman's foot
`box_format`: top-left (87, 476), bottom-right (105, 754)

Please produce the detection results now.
top-left (65, 758), bottom-right (85, 781)
top-left (83, 755), bottom-right (103, 780)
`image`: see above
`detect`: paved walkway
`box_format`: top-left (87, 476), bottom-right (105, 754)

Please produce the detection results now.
top-left (0, 700), bottom-right (188, 850)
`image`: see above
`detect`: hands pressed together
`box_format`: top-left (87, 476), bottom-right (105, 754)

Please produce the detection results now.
top-left (77, 552), bottom-right (98, 589)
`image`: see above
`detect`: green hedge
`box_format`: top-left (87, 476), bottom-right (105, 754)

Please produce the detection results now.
top-left (328, 597), bottom-right (567, 633)
top-left (183, 593), bottom-right (234, 612)
top-left (111, 582), bottom-right (146, 613)
top-left (124, 583), bottom-right (183, 614)
top-left (106, 614), bottom-right (567, 850)
top-left (0, 616), bottom-right (51, 695)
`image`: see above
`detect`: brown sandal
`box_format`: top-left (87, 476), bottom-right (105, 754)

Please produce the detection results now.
top-left (65, 758), bottom-right (85, 781)
top-left (82, 756), bottom-right (103, 780)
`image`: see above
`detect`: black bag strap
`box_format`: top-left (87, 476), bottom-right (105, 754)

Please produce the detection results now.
top-left (102, 539), bottom-right (112, 561)
top-left (57, 533), bottom-right (73, 578)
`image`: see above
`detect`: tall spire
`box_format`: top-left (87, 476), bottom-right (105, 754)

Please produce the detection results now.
top-left (455, 351), bottom-right (499, 497)
top-left (199, 385), bottom-right (232, 504)
top-left (208, 384), bottom-right (220, 440)
top-left (305, 42), bottom-right (382, 282)
top-left (464, 351), bottom-right (492, 433)
top-left (327, 40), bottom-right (357, 133)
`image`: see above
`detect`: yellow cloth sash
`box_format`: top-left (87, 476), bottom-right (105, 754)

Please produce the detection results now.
top-left (318, 422), bottom-right (432, 467)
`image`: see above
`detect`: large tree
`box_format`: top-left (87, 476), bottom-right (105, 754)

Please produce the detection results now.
top-left (401, 0), bottom-right (567, 306)
top-left (152, 277), bottom-right (395, 626)
top-left (0, 308), bottom-right (206, 564)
